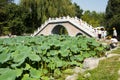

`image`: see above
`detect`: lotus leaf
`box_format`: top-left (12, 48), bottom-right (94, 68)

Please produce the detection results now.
top-left (0, 69), bottom-right (16, 80)
top-left (22, 74), bottom-right (37, 80)
top-left (30, 68), bottom-right (41, 79)
top-left (28, 53), bottom-right (41, 62)
top-left (0, 53), bottom-right (10, 64)
top-left (13, 52), bottom-right (27, 63)
top-left (15, 68), bottom-right (23, 77)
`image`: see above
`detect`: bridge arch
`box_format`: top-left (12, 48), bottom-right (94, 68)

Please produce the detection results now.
top-left (32, 16), bottom-right (96, 37)
top-left (51, 25), bottom-right (68, 35)
top-left (76, 33), bottom-right (83, 36)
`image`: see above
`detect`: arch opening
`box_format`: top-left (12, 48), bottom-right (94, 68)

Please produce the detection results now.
top-left (76, 33), bottom-right (83, 36)
top-left (52, 25), bottom-right (68, 35)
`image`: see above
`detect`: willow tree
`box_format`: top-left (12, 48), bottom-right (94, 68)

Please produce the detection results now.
top-left (20, 0), bottom-right (76, 30)
top-left (20, 0), bottom-right (38, 33)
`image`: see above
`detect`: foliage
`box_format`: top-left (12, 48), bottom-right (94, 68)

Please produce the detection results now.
top-left (105, 0), bottom-right (120, 38)
top-left (0, 3), bottom-right (29, 35)
top-left (20, 0), bottom-right (76, 31)
top-left (0, 0), bottom-right (84, 36)
top-left (0, 35), bottom-right (106, 80)
top-left (5, 3), bottom-right (30, 35)
top-left (0, 0), bottom-right (13, 35)
top-left (81, 10), bottom-right (105, 27)
top-left (9, 18), bottom-right (26, 35)
top-left (73, 3), bottom-right (83, 18)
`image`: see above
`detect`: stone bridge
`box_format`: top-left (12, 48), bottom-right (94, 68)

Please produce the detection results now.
top-left (32, 16), bottom-right (97, 37)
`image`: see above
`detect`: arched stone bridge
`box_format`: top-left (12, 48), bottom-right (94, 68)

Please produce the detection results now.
top-left (32, 16), bottom-right (97, 37)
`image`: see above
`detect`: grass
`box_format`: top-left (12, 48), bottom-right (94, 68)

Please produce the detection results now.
top-left (111, 47), bottom-right (120, 54)
top-left (77, 56), bottom-right (120, 80)
top-left (77, 42), bottom-right (120, 80)
top-left (111, 45), bottom-right (120, 54)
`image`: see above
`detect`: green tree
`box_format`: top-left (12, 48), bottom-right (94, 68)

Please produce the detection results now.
top-left (9, 18), bottom-right (25, 35)
top-left (0, 0), bottom-right (14, 35)
top-left (20, 0), bottom-right (76, 30)
top-left (5, 3), bottom-right (29, 35)
top-left (81, 10), bottom-right (105, 27)
top-left (73, 3), bottom-right (83, 18)
top-left (105, 0), bottom-right (120, 38)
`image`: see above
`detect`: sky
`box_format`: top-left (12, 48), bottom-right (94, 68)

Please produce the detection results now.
top-left (72, 0), bottom-right (109, 12)
top-left (14, 0), bottom-right (19, 4)
top-left (14, 0), bottom-right (108, 12)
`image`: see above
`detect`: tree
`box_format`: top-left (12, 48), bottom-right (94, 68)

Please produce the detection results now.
top-left (0, 0), bottom-right (14, 35)
top-left (5, 3), bottom-right (28, 35)
top-left (20, 0), bottom-right (76, 30)
top-left (81, 10), bottom-right (105, 27)
top-left (73, 3), bottom-right (83, 18)
top-left (9, 18), bottom-right (25, 35)
top-left (105, 0), bottom-right (120, 38)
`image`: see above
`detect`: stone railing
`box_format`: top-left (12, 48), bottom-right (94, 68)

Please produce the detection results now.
top-left (32, 16), bottom-right (96, 37)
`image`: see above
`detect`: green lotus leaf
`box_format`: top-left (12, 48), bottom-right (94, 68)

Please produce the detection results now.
top-left (0, 53), bottom-right (10, 64)
top-left (91, 41), bottom-right (100, 47)
top-left (61, 43), bottom-right (69, 50)
top-left (13, 52), bottom-right (26, 63)
top-left (22, 74), bottom-right (38, 80)
top-left (60, 49), bottom-right (69, 57)
top-left (0, 68), bottom-right (10, 74)
top-left (70, 45), bottom-right (79, 53)
top-left (54, 69), bottom-right (61, 77)
top-left (83, 53), bottom-right (91, 58)
top-left (11, 59), bottom-right (24, 68)
top-left (28, 53), bottom-right (41, 62)
top-left (70, 56), bottom-right (75, 61)
top-left (63, 69), bottom-right (74, 74)
top-left (56, 60), bottom-right (63, 67)
top-left (24, 63), bottom-right (31, 70)
top-left (0, 69), bottom-right (16, 80)
top-left (96, 46), bottom-right (104, 51)
top-left (42, 69), bottom-right (48, 75)
top-left (40, 43), bottom-right (50, 50)
top-left (89, 51), bottom-right (96, 56)
top-left (22, 74), bottom-right (30, 80)
top-left (41, 76), bottom-right (49, 80)
top-left (49, 50), bottom-right (58, 56)
top-left (11, 50), bottom-right (19, 58)
top-left (75, 55), bottom-right (84, 61)
top-left (42, 57), bottom-right (49, 62)
top-left (30, 68), bottom-right (41, 79)
top-left (2, 47), bottom-right (10, 54)
top-left (0, 39), bottom-right (3, 45)
top-left (15, 68), bottom-right (23, 77)
top-left (0, 46), bottom-right (3, 52)
top-left (35, 46), bottom-right (42, 53)
top-left (69, 61), bottom-right (78, 65)
top-left (48, 62), bottom-right (56, 70)
top-left (81, 43), bottom-right (88, 50)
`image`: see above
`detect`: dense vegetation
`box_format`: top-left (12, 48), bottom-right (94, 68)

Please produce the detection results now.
top-left (1, 0), bottom-right (120, 39)
top-left (81, 11), bottom-right (105, 27)
top-left (105, 0), bottom-right (120, 39)
top-left (0, 0), bottom-right (83, 35)
top-left (0, 35), bottom-right (106, 80)
top-left (0, 0), bottom-right (106, 36)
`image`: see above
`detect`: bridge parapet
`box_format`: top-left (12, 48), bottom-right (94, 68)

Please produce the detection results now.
top-left (32, 16), bottom-right (97, 37)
